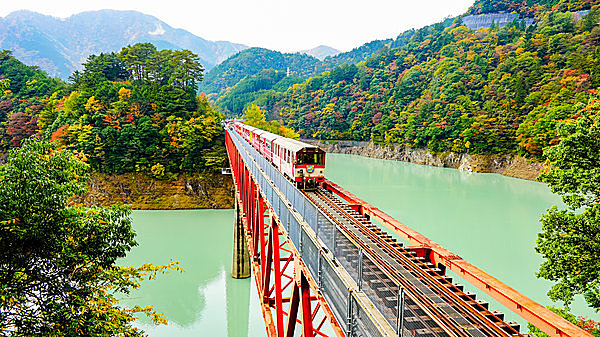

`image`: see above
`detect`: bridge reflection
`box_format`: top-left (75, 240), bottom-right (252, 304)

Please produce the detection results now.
top-left (120, 210), bottom-right (259, 336)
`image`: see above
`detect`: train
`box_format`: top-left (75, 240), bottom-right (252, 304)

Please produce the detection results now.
top-left (227, 120), bottom-right (326, 190)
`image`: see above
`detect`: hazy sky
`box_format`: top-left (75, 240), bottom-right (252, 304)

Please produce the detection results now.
top-left (0, 0), bottom-right (475, 52)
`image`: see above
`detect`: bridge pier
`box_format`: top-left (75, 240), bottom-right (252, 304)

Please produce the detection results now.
top-left (232, 198), bottom-right (251, 279)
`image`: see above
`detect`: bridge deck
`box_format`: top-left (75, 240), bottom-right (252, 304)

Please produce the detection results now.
top-left (306, 188), bottom-right (520, 337)
top-left (224, 124), bottom-right (591, 337)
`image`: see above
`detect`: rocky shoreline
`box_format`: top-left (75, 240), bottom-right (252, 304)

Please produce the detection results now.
top-left (304, 140), bottom-right (546, 181)
top-left (71, 172), bottom-right (234, 209)
top-left (68, 141), bottom-right (544, 210)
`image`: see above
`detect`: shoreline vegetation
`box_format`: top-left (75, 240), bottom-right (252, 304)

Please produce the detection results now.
top-left (78, 139), bottom-right (542, 211)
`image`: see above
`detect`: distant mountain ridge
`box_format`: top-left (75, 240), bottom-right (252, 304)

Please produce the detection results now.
top-left (298, 45), bottom-right (341, 60)
top-left (0, 9), bottom-right (248, 78)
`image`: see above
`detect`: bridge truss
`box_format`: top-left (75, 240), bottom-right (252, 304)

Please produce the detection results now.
top-left (224, 126), bottom-right (590, 337)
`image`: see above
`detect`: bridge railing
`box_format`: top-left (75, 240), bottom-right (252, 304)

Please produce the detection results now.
top-left (228, 125), bottom-right (594, 337)
top-left (228, 128), bottom-right (403, 337)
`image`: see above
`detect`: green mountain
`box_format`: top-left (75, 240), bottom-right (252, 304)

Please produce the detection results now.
top-left (0, 10), bottom-right (247, 78)
top-left (255, 3), bottom-right (600, 159)
top-left (202, 39), bottom-right (395, 114)
top-left (198, 48), bottom-right (324, 97)
top-left (213, 25), bottom-right (466, 117)
top-left (214, 68), bottom-right (304, 116)
top-left (324, 39), bottom-right (392, 68)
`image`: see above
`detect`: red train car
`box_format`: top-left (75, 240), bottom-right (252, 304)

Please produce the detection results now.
top-left (230, 121), bottom-right (325, 189)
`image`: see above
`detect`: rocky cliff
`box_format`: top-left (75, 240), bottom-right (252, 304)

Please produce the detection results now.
top-left (306, 140), bottom-right (546, 181)
top-left (71, 172), bottom-right (234, 209)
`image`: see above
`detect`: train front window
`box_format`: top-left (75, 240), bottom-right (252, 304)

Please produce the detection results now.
top-left (297, 151), bottom-right (323, 165)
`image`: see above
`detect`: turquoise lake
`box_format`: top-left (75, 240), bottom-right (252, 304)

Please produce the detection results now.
top-left (120, 153), bottom-right (596, 335)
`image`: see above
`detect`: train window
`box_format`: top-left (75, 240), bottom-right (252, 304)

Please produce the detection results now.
top-left (297, 151), bottom-right (323, 165)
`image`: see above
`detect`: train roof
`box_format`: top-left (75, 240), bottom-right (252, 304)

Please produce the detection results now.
top-left (253, 129), bottom-right (268, 136)
top-left (234, 121), bottom-right (323, 153)
top-left (243, 125), bottom-right (259, 132)
top-left (274, 137), bottom-right (323, 153)
top-left (261, 132), bottom-right (279, 142)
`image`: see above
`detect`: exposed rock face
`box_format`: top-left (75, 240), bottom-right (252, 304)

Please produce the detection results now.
top-left (68, 142), bottom-right (544, 210)
top-left (71, 172), bottom-right (234, 209)
top-left (305, 140), bottom-right (546, 181)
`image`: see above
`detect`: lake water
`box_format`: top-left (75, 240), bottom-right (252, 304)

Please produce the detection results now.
top-left (120, 210), bottom-right (267, 337)
top-left (121, 153), bottom-right (595, 336)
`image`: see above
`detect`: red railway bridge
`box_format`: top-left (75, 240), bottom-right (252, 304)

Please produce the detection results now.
top-left (223, 125), bottom-right (590, 337)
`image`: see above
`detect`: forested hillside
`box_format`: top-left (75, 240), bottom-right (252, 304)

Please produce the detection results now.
top-left (0, 51), bottom-right (68, 149)
top-left (200, 39), bottom-right (394, 107)
top-left (215, 69), bottom-right (304, 116)
top-left (248, 5), bottom-right (600, 160)
top-left (198, 48), bottom-right (324, 97)
top-left (212, 25), bottom-right (469, 117)
top-left (322, 39), bottom-right (393, 69)
top-left (468, 0), bottom-right (593, 16)
top-left (0, 43), bottom-right (224, 177)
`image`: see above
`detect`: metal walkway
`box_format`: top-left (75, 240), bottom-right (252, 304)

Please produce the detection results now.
top-left (224, 126), bottom-right (591, 337)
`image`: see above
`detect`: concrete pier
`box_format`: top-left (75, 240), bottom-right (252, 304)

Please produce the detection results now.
top-left (232, 199), bottom-right (251, 279)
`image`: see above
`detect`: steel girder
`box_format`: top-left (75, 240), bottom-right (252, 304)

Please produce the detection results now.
top-left (226, 131), bottom-right (345, 337)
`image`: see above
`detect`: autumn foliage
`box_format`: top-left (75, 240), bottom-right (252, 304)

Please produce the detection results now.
top-left (0, 44), bottom-right (224, 176)
top-left (233, 6), bottom-right (600, 159)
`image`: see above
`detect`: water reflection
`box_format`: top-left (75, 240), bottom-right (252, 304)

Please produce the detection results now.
top-left (226, 271), bottom-right (250, 337)
top-left (119, 210), bottom-right (265, 337)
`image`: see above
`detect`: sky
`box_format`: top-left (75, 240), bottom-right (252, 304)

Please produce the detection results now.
top-left (0, 0), bottom-right (475, 52)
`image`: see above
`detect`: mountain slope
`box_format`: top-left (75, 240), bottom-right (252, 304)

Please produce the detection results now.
top-left (214, 68), bottom-right (304, 115)
top-left (201, 40), bottom-right (394, 98)
top-left (0, 10), bottom-right (247, 78)
top-left (467, 0), bottom-right (593, 16)
top-left (324, 39), bottom-right (392, 67)
top-left (198, 47), bottom-right (324, 97)
top-left (260, 6), bottom-right (600, 160)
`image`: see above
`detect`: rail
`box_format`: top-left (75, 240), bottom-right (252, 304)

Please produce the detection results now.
top-left (228, 127), bottom-right (396, 336)
top-left (322, 181), bottom-right (591, 337)
top-left (226, 126), bottom-right (591, 337)
top-left (306, 188), bottom-right (521, 337)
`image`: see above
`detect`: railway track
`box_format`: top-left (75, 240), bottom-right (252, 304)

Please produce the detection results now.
top-left (304, 188), bottom-right (522, 337)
